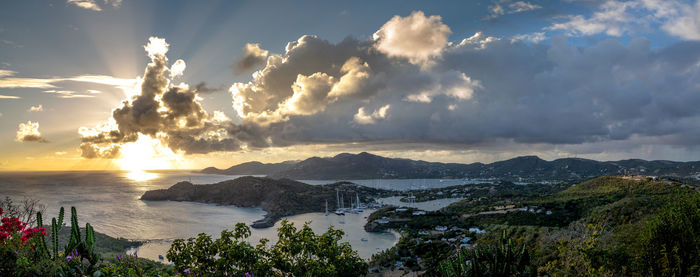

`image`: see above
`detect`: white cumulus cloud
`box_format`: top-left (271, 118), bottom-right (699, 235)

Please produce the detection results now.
top-left (354, 105), bottom-right (391, 124)
top-left (28, 104), bottom-right (43, 112)
top-left (16, 121), bottom-right (46, 143)
top-left (373, 11), bottom-right (452, 66)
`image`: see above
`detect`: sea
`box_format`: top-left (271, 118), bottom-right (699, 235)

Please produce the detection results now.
top-left (0, 171), bottom-right (467, 261)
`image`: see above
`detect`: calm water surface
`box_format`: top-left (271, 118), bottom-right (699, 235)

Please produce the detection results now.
top-left (0, 171), bottom-right (464, 261)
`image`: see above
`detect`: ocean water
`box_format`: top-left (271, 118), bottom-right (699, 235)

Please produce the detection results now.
top-left (0, 171), bottom-right (464, 261)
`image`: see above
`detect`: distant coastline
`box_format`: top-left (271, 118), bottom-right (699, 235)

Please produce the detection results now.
top-left (200, 152), bottom-right (700, 182)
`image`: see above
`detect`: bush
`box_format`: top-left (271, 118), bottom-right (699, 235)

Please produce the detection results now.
top-left (640, 193), bottom-right (700, 276)
top-left (0, 206), bottom-right (108, 276)
top-left (432, 230), bottom-right (533, 277)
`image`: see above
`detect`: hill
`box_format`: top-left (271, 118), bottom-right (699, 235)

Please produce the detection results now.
top-left (202, 152), bottom-right (700, 181)
top-left (366, 175), bottom-right (700, 275)
top-left (200, 161), bottom-right (297, 175)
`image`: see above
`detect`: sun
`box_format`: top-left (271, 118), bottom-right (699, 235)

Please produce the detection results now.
top-left (117, 133), bottom-right (182, 181)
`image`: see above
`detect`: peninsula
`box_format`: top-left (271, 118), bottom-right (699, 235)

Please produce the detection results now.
top-left (140, 176), bottom-right (389, 228)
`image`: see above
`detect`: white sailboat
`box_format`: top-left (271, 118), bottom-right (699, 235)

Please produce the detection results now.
top-left (335, 189), bottom-right (345, 215)
top-left (325, 200), bottom-right (329, 216)
top-left (348, 195), bottom-right (359, 214)
top-left (353, 193), bottom-right (364, 212)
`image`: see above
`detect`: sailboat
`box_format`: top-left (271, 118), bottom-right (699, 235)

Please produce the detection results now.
top-left (353, 193), bottom-right (364, 213)
top-left (325, 200), bottom-right (329, 216)
top-left (348, 195), bottom-right (359, 214)
top-left (334, 189), bottom-right (345, 215)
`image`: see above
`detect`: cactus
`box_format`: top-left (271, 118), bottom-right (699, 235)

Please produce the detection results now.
top-left (85, 222), bottom-right (95, 253)
top-left (65, 206), bottom-right (81, 254)
top-left (36, 207), bottom-right (66, 260)
top-left (40, 207), bottom-right (101, 275)
top-left (62, 206), bottom-right (101, 271)
top-left (36, 212), bottom-right (50, 258)
top-left (57, 206), bottom-right (64, 230)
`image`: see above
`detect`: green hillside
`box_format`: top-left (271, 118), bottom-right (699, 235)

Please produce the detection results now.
top-left (368, 176), bottom-right (700, 276)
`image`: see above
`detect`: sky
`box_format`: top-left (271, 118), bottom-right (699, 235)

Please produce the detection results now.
top-left (1, 0), bottom-right (700, 171)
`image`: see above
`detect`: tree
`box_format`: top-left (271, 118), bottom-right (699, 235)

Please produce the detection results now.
top-left (0, 196), bottom-right (45, 227)
top-left (167, 220), bottom-right (368, 276)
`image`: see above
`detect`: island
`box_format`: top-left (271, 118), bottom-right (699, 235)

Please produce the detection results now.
top-left (140, 176), bottom-right (389, 228)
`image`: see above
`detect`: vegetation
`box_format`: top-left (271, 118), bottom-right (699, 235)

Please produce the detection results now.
top-left (167, 220), bottom-right (367, 276)
top-left (367, 176), bottom-right (700, 276)
top-left (433, 230), bottom-right (533, 277)
top-left (0, 205), bottom-right (170, 276)
top-left (2, 204), bottom-right (367, 276)
top-left (0, 196), bottom-right (45, 227)
top-left (1, 175), bottom-right (699, 276)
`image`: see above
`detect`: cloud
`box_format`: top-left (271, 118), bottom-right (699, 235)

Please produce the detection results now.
top-left (404, 70), bottom-right (482, 103)
top-left (546, 0), bottom-right (700, 40)
top-left (0, 70), bottom-right (15, 77)
top-left (16, 121), bottom-right (47, 143)
top-left (192, 82), bottom-right (226, 94)
top-left (509, 1), bottom-right (541, 13)
top-left (80, 11), bottom-right (700, 161)
top-left (373, 11), bottom-right (451, 65)
top-left (487, 0), bottom-right (542, 19)
top-left (66, 0), bottom-right (121, 11)
top-left (79, 36), bottom-right (249, 158)
top-left (28, 104), bottom-right (43, 112)
top-left (229, 38), bottom-right (386, 125)
top-left (661, 1), bottom-right (700, 40)
top-left (0, 73), bottom-right (137, 95)
top-left (234, 43), bottom-right (269, 74)
top-left (0, 77), bottom-right (60, 89)
top-left (511, 32), bottom-right (546, 43)
top-left (1, 40), bottom-right (23, 48)
top-left (170, 59), bottom-right (186, 79)
top-left (354, 105), bottom-right (390, 124)
top-left (44, 90), bottom-right (95, 98)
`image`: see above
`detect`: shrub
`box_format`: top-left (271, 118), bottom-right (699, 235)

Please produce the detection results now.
top-left (432, 230), bottom-right (533, 277)
top-left (640, 193), bottom-right (700, 276)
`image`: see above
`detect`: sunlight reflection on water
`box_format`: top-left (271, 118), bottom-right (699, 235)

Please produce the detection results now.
top-left (125, 170), bottom-right (159, 181)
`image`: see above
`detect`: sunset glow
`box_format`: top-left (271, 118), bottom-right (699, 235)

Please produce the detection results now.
top-left (116, 134), bottom-right (182, 173)
top-left (1, 1), bottom-right (700, 275)
top-left (2, 0), bottom-right (700, 171)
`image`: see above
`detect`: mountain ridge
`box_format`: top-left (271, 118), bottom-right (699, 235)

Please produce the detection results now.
top-left (201, 152), bottom-right (700, 181)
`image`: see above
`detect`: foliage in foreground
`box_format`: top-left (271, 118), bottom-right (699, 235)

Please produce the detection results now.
top-left (1, 205), bottom-right (107, 276)
top-left (640, 193), bottom-right (700, 276)
top-left (432, 230), bottom-right (532, 277)
top-left (167, 220), bottom-right (368, 276)
top-left (1, 199), bottom-right (366, 277)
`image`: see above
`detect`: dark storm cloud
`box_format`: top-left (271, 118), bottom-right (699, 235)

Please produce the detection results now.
top-left (228, 13), bottom-right (700, 150)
